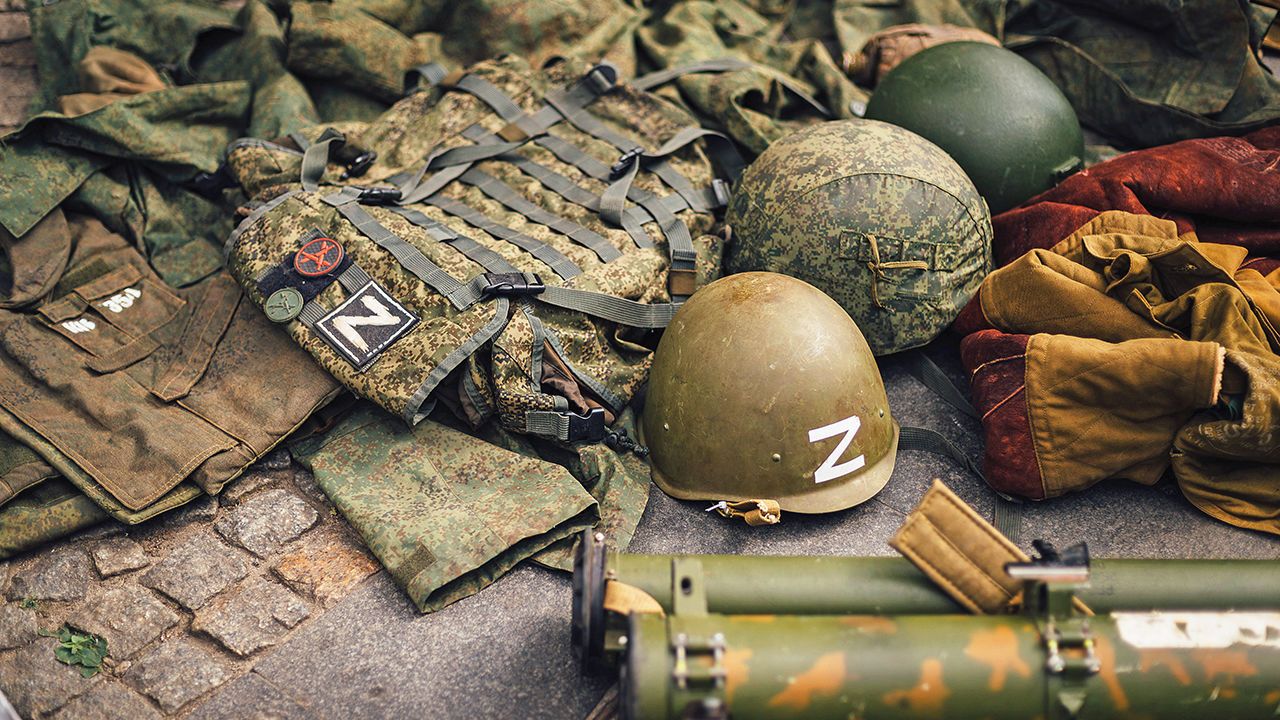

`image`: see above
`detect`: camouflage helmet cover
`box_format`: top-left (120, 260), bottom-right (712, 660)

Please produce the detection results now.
top-left (724, 119), bottom-right (993, 356)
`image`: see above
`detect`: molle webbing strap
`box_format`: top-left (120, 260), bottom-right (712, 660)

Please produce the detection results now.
top-left (544, 88), bottom-right (707, 212)
top-left (295, 263), bottom-right (373, 330)
top-left (440, 70), bottom-right (715, 278)
top-left (535, 285), bottom-right (679, 328)
top-left (458, 124), bottom-right (655, 249)
top-left (524, 410), bottom-right (583, 441)
top-left (398, 139), bottom-right (532, 205)
top-left (386, 206), bottom-right (520, 275)
top-left (456, 168), bottom-right (623, 263)
top-left (532, 134), bottom-right (701, 264)
top-left (440, 272), bottom-right (680, 329)
top-left (451, 70), bottom-right (711, 214)
top-left (333, 201), bottom-right (472, 309)
top-left (905, 351), bottom-right (980, 420)
top-left (422, 195), bottom-right (583, 280)
top-left (405, 61), bottom-right (448, 93)
top-left (299, 129), bottom-right (346, 192)
top-left (889, 480), bottom-right (1030, 615)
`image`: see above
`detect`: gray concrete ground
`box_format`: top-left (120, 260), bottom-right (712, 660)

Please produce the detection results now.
top-left (2, 6), bottom-right (1280, 718)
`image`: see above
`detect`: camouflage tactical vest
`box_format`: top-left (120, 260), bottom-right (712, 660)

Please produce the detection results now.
top-left (224, 56), bottom-right (742, 442)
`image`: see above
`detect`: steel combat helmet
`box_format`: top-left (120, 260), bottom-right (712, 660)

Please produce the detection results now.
top-left (724, 119), bottom-right (992, 356)
top-left (642, 272), bottom-right (897, 519)
top-left (864, 41), bottom-right (1085, 214)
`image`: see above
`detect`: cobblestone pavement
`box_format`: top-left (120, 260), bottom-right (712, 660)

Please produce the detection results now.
top-left (0, 450), bottom-right (381, 718)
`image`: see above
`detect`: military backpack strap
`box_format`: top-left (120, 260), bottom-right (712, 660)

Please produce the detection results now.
top-left (404, 61), bottom-right (448, 95)
top-left (900, 350), bottom-right (1023, 543)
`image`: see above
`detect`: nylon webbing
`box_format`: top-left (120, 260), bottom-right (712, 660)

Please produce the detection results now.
top-left (525, 410), bottom-right (573, 441)
top-left (387, 206), bottom-right (520, 274)
top-left (451, 68), bottom-right (712, 214)
top-left (458, 124), bottom-right (655, 249)
top-left (533, 133), bottom-right (698, 255)
top-left (406, 61), bottom-right (447, 92)
top-left (906, 351), bottom-right (980, 420)
top-left (334, 202), bottom-right (471, 309)
top-left (537, 285), bottom-right (678, 328)
top-left (336, 263), bottom-right (372, 292)
top-left (457, 168), bottom-right (623, 263)
top-left (599, 126), bottom-right (728, 281)
top-left (443, 71), bottom-right (711, 261)
top-left (898, 425), bottom-right (1022, 543)
top-left (398, 139), bottom-right (531, 205)
top-left (299, 129), bottom-right (346, 192)
top-left (423, 195), bottom-right (583, 280)
top-left (542, 86), bottom-right (708, 212)
top-left (297, 300), bottom-right (326, 329)
top-left (902, 351), bottom-right (1021, 542)
top-left (443, 274), bottom-right (679, 328)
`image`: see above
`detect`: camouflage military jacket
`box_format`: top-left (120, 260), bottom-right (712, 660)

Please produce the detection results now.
top-left (0, 209), bottom-right (340, 557)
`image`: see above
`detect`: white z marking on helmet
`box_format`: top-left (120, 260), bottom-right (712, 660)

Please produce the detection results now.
top-left (807, 414), bottom-right (866, 484)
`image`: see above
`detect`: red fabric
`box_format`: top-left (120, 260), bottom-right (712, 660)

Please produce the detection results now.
top-left (958, 330), bottom-right (1043, 500)
top-left (991, 126), bottom-right (1280, 267)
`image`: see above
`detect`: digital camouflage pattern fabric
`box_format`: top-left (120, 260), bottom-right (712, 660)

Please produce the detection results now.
top-left (725, 119), bottom-right (992, 355)
top-left (293, 403), bottom-right (598, 612)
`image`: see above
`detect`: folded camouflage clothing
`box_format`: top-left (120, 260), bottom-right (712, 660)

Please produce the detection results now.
top-left (0, 210), bottom-right (340, 558)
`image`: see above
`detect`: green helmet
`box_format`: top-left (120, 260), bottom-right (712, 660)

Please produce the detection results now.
top-left (642, 272), bottom-right (898, 515)
top-left (724, 119), bottom-right (992, 356)
top-left (864, 41), bottom-right (1085, 214)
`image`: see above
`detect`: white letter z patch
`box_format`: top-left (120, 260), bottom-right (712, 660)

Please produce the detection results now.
top-left (807, 414), bottom-right (865, 484)
top-left (315, 280), bottom-right (419, 371)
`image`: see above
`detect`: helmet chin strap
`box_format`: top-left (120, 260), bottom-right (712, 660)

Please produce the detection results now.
top-left (705, 499), bottom-right (781, 526)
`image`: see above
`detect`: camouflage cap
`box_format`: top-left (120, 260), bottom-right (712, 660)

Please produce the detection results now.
top-left (724, 119), bottom-right (993, 355)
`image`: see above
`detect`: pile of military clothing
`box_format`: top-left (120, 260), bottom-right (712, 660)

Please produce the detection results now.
top-left (1, 0), bottom-right (1279, 617)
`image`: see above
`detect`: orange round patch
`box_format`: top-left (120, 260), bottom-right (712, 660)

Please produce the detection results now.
top-left (294, 237), bottom-right (344, 277)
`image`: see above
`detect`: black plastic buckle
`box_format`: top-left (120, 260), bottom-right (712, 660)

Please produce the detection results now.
top-left (341, 151), bottom-right (378, 180)
top-left (1006, 540), bottom-right (1091, 582)
top-left (567, 408), bottom-right (608, 443)
top-left (610, 147), bottom-right (643, 180)
top-left (189, 164), bottom-right (236, 199)
top-left (583, 64), bottom-right (619, 96)
top-left (481, 272), bottom-right (545, 297)
top-left (357, 186), bottom-right (402, 205)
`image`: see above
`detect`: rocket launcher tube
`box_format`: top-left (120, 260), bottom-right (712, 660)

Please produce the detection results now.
top-left (621, 610), bottom-right (1280, 720)
top-left (572, 532), bottom-right (1280, 671)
